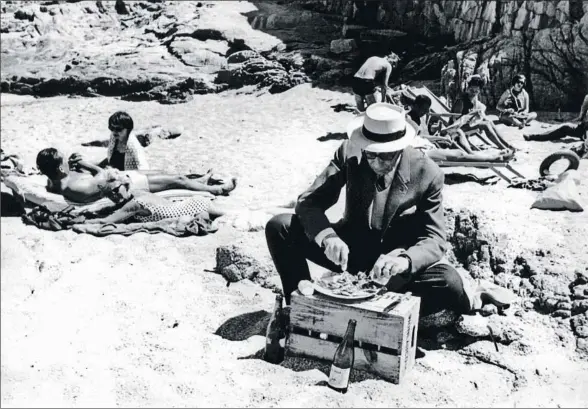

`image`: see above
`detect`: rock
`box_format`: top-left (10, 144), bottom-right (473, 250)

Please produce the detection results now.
top-left (419, 309), bottom-right (460, 329)
top-left (227, 50), bottom-right (260, 64)
top-left (14, 9), bottom-right (35, 21)
top-left (456, 314), bottom-right (524, 343)
top-left (481, 304), bottom-right (498, 316)
top-left (571, 312), bottom-right (588, 331)
top-left (552, 310), bottom-right (571, 318)
top-left (115, 0), bottom-right (129, 15)
top-left (436, 331), bottom-right (455, 344)
top-left (329, 39), bottom-right (357, 54)
top-left (573, 284), bottom-right (588, 299)
top-left (577, 338), bottom-right (588, 354)
top-left (215, 245), bottom-right (275, 285)
top-left (572, 300), bottom-right (588, 315)
top-left (134, 126), bottom-right (183, 147)
top-left (575, 326), bottom-right (588, 338)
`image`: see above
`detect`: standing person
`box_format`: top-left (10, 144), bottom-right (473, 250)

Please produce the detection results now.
top-left (524, 94), bottom-right (588, 143)
top-left (496, 74), bottom-right (537, 129)
top-left (265, 103), bottom-right (514, 314)
top-left (352, 55), bottom-right (399, 112)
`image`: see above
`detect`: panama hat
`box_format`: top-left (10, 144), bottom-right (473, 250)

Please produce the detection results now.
top-left (346, 103), bottom-right (417, 153)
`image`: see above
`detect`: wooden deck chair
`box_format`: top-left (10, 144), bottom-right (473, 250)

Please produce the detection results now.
top-left (402, 85), bottom-right (526, 183)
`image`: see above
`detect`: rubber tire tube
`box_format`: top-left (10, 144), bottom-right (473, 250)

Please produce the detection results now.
top-left (539, 150), bottom-right (580, 177)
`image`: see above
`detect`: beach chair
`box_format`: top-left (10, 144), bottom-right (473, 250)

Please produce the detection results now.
top-left (401, 85), bottom-right (526, 183)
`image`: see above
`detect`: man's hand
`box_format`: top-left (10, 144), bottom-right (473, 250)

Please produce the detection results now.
top-left (369, 254), bottom-right (410, 284)
top-left (322, 235), bottom-right (349, 272)
top-left (68, 153), bottom-right (83, 170)
top-left (503, 108), bottom-right (516, 114)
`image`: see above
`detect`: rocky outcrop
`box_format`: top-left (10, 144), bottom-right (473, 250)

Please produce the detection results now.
top-left (0, 1), bottom-right (310, 102)
top-left (293, 0), bottom-right (588, 110)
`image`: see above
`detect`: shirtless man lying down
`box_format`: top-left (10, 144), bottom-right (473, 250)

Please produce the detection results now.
top-left (36, 148), bottom-right (237, 204)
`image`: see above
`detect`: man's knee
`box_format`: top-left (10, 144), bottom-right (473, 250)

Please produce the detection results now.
top-left (265, 213), bottom-right (294, 241)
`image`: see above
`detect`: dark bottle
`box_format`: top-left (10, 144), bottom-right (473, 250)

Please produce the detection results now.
top-left (327, 319), bottom-right (357, 394)
top-left (263, 294), bottom-right (285, 364)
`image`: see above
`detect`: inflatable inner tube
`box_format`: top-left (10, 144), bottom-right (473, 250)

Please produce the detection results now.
top-left (539, 150), bottom-right (581, 177)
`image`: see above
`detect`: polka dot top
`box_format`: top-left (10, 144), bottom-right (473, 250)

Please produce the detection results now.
top-left (133, 196), bottom-right (212, 223)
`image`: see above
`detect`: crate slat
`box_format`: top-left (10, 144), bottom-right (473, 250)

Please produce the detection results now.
top-left (286, 291), bottom-right (420, 384)
top-left (286, 333), bottom-right (403, 384)
top-left (290, 292), bottom-right (419, 350)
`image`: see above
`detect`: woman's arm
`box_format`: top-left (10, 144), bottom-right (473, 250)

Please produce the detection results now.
top-left (496, 90), bottom-right (513, 113)
top-left (84, 200), bottom-right (145, 224)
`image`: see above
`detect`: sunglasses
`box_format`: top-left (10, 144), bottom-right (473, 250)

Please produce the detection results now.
top-left (109, 126), bottom-right (125, 132)
top-left (363, 150), bottom-right (399, 161)
top-left (109, 184), bottom-right (125, 195)
top-left (515, 81), bottom-right (525, 85)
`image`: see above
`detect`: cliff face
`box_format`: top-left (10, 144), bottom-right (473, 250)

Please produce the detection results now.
top-left (313, 0), bottom-right (586, 43)
top-left (298, 0), bottom-right (588, 110)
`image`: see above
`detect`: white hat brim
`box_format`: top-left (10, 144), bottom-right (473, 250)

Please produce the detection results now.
top-left (346, 113), bottom-right (417, 153)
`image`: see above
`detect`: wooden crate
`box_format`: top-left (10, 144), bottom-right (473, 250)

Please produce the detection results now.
top-left (286, 290), bottom-right (420, 384)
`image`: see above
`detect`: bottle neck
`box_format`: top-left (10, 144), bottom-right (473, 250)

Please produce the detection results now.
top-left (343, 322), bottom-right (356, 342)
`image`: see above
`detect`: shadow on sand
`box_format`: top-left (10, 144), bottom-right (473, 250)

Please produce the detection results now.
top-left (317, 132), bottom-right (348, 142)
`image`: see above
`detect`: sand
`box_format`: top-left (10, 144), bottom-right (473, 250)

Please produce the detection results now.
top-left (1, 85), bottom-right (588, 408)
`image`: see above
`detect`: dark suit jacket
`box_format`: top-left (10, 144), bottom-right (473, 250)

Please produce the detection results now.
top-left (295, 142), bottom-right (447, 275)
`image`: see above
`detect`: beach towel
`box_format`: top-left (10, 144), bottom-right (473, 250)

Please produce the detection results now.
top-left (3, 174), bottom-right (210, 211)
top-left (71, 214), bottom-right (218, 237)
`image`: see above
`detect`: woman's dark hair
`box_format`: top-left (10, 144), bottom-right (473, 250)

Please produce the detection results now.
top-left (108, 111), bottom-right (134, 132)
top-left (511, 74), bottom-right (526, 86)
top-left (467, 75), bottom-right (485, 89)
top-left (36, 148), bottom-right (63, 178)
top-left (414, 95), bottom-right (432, 111)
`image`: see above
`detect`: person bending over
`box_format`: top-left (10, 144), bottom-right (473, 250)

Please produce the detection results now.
top-left (496, 74), bottom-right (537, 129)
top-left (352, 55), bottom-right (399, 112)
top-left (36, 148), bottom-right (237, 204)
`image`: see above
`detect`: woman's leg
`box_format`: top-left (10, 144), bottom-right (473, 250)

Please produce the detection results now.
top-left (499, 114), bottom-right (524, 129)
top-left (146, 175), bottom-right (237, 195)
top-left (475, 121), bottom-right (516, 150)
top-left (427, 148), bottom-right (513, 163)
top-left (523, 112), bottom-right (537, 125)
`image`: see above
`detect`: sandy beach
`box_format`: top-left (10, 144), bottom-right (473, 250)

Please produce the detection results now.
top-left (1, 84), bottom-right (587, 407)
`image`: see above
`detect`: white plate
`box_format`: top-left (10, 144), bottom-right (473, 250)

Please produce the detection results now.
top-left (312, 272), bottom-right (379, 301)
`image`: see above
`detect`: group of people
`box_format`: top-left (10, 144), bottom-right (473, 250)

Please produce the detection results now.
top-left (36, 111), bottom-right (238, 223)
top-left (33, 55), bottom-right (586, 319)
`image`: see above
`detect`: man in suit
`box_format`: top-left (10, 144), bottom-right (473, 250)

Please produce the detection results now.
top-left (265, 103), bottom-right (475, 314)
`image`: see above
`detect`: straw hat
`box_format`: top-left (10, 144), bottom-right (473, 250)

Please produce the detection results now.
top-left (346, 103), bottom-right (417, 153)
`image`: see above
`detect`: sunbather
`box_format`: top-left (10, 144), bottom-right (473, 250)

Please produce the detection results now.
top-left (451, 75), bottom-right (516, 151)
top-left (524, 94), bottom-right (588, 143)
top-left (83, 168), bottom-right (280, 225)
top-left (496, 74), bottom-right (537, 128)
top-left (36, 148), bottom-right (237, 204)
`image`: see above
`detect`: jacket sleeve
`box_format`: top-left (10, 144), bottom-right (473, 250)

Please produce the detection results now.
top-left (403, 171), bottom-right (447, 274)
top-left (295, 141), bottom-right (348, 242)
top-left (126, 136), bottom-right (149, 170)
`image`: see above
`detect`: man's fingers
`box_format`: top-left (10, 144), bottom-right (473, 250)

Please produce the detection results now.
top-left (340, 245), bottom-right (349, 272)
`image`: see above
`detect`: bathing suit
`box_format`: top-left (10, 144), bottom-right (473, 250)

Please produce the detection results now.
top-left (352, 77), bottom-right (377, 97)
top-left (133, 196), bottom-right (212, 223)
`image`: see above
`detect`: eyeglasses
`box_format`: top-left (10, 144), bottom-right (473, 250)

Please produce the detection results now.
top-left (109, 184), bottom-right (124, 195)
top-left (109, 126), bottom-right (125, 132)
top-left (515, 81), bottom-right (525, 85)
top-left (363, 151), bottom-right (399, 161)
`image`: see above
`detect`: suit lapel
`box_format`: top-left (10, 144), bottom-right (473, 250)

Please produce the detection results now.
top-left (381, 151), bottom-right (411, 238)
